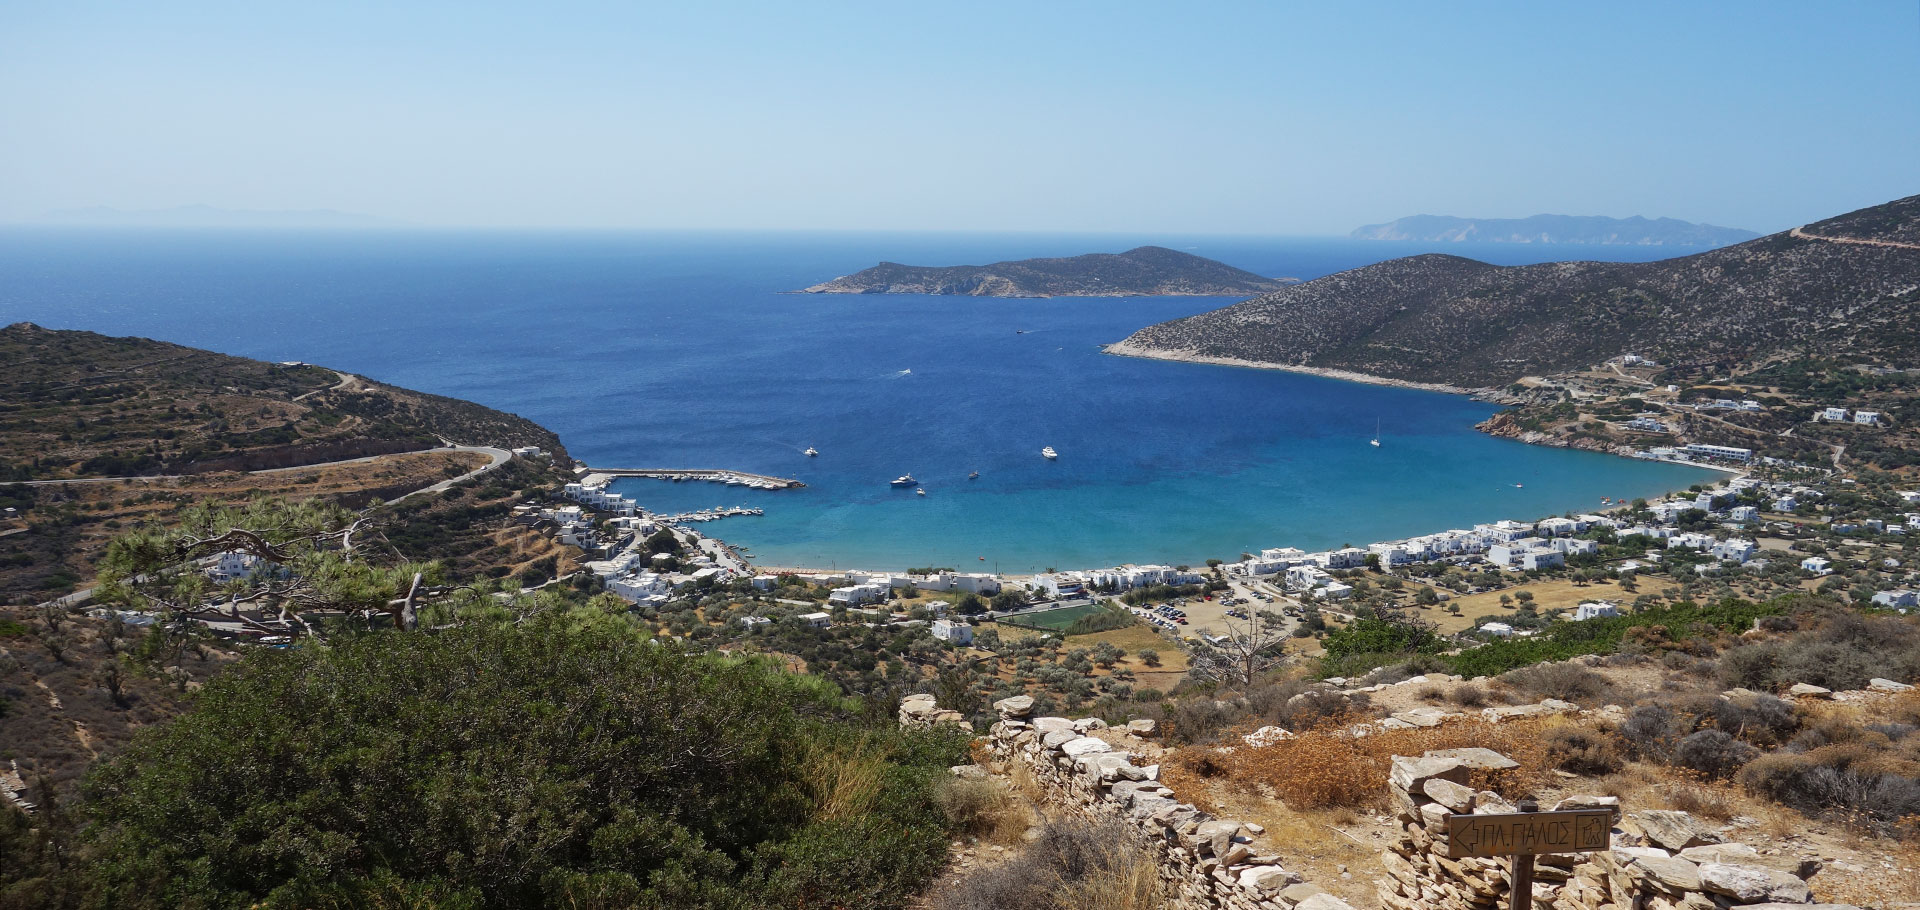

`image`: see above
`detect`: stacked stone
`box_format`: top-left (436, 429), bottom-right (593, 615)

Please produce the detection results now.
top-left (897, 693), bottom-right (970, 731)
top-left (978, 695), bottom-right (1354, 910)
top-left (1588, 811), bottom-right (1835, 910)
top-left (1378, 748), bottom-right (1534, 910)
top-left (1379, 749), bottom-right (1856, 910)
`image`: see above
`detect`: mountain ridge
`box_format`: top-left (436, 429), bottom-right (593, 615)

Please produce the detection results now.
top-left (1116, 195), bottom-right (1920, 389)
top-left (1351, 213), bottom-right (1759, 247)
top-left (797, 245), bottom-right (1295, 297)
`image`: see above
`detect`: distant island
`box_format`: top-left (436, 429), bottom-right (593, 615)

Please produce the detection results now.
top-left (1351, 214), bottom-right (1758, 247)
top-left (798, 246), bottom-right (1296, 297)
top-left (1115, 193), bottom-right (1920, 388)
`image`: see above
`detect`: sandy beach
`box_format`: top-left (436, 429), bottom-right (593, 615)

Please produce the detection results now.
top-left (1100, 340), bottom-right (1488, 397)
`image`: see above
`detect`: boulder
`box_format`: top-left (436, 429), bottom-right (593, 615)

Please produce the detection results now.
top-left (1282, 883), bottom-right (1326, 903)
top-left (1554, 794), bottom-right (1621, 817)
top-left (1426, 747), bottom-right (1521, 772)
top-left (1869, 678), bottom-right (1914, 692)
top-left (1041, 729), bottom-right (1078, 749)
top-left (992, 695), bottom-right (1035, 717)
top-left (1630, 855), bottom-right (1703, 893)
top-left (1631, 810), bottom-right (1723, 851)
top-left (1390, 755), bottom-right (1470, 793)
top-left (1473, 790), bottom-right (1518, 814)
top-left (1032, 716), bottom-right (1075, 735)
top-left (1072, 717), bottom-right (1108, 733)
top-left (1423, 777), bottom-right (1478, 813)
top-left (1244, 725), bottom-right (1294, 747)
top-left (1390, 710), bottom-right (1447, 728)
top-left (1193, 819), bottom-right (1244, 856)
top-left (1237, 865), bottom-right (1293, 891)
top-left (900, 694), bottom-right (938, 715)
top-left (1697, 863), bottom-right (1813, 904)
top-left (1126, 718), bottom-right (1158, 737)
top-left (948, 764), bottom-right (990, 780)
top-left (1059, 737), bottom-right (1112, 758)
top-left (1787, 683), bottom-right (1833, 699)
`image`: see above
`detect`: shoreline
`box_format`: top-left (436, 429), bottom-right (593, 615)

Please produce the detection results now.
top-left (631, 345), bottom-right (1743, 581)
top-left (1100, 340), bottom-right (1493, 398)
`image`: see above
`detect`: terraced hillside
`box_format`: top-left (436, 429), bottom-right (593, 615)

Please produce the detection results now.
top-left (0, 323), bottom-right (567, 481)
top-left (1115, 195), bottom-right (1920, 388)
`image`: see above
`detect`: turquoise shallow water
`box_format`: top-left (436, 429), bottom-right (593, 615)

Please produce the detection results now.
top-left (0, 229), bottom-right (1718, 570)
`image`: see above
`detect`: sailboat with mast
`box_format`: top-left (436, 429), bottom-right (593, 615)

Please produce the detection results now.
top-left (1370, 419), bottom-right (1381, 447)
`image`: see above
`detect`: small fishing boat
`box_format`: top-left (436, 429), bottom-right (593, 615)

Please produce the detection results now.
top-left (916, 488), bottom-right (926, 496)
top-left (1041, 446), bottom-right (1058, 460)
top-left (968, 470), bottom-right (979, 479)
top-left (804, 446), bottom-right (818, 457)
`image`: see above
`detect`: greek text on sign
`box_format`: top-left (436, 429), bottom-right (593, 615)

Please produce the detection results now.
top-left (1446, 810), bottom-right (1612, 859)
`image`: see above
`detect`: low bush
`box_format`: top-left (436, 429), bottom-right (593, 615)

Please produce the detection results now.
top-left (1709, 694), bottom-right (1800, 748)
top-left (1448, 683), bottom-right (1488, 708)
top-left (1675, 730), bottom-right (1760, 779)
top-left (1719, 611), bottom-right (1920, 692)
top-left (1500, 662), bottom-right (1614, 704)
top-left (1541, 725), bottom-right (1623, 775)
top-left (1619, 704), bottom-right (1689, 762)
top-left (935, 818), bottom-right (1162, 910)
top-left (1741, 742), bottom-right (1920, 833)
top-left (936, 778), bottom-right (1025, 843)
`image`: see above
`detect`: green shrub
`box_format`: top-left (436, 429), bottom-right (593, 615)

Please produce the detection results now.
top-left (50, 613), bottom-right (965, 910)
top-left (1447, 597), bottom-right (1786, 678)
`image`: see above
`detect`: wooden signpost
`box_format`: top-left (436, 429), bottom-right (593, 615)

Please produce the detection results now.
top-left (1447, 800), bottom-right (1612, 910)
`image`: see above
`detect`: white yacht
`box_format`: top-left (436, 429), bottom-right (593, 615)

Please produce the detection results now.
top-left (1041, 446), bottom-right (1058, 460)
top-left (891, 474), bottom-right (917, 487)
top-left (804, 446), bottom-right (818, 457)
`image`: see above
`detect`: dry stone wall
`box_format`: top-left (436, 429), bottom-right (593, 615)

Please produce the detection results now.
top-left (1379, 748), bottom-right (1858, 910)
top-left (973, 695), bottom-right (1356, 910)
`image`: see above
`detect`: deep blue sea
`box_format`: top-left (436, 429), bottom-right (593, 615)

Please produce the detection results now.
top-left (0, 229), bottom-right (1718, 571)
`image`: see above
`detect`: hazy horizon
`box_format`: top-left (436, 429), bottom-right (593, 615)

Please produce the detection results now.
top-left (4, 1), bottom-right (1915, 234)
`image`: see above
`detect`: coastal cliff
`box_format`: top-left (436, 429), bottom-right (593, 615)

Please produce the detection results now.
top-left (1116, 194), bottom-right (1920, 389)
top-left (799, 246), bottom-right (1295, 298)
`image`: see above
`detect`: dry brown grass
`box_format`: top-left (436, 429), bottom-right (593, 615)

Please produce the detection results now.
top-left (1049, 853), bottom-right (1163, 910)
top-left (805, 733), bottom-right (894, 821)
top-left (936, 777), bottom-right (1033, 845)
top-left (1180, 713), bottom-right (1556, 810)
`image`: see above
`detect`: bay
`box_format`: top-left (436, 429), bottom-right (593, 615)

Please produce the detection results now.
top-left (0, 229), bottom-right (1717, 570)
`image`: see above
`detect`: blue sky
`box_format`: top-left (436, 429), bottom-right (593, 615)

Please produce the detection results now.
top-left (2, 1), bottom-right (1914, 233)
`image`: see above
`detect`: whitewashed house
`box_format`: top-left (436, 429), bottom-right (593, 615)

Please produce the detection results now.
top-left (1572, 602), bottom-right (1620, 621)
top-left (931, 619), bottom-right (974, 645)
